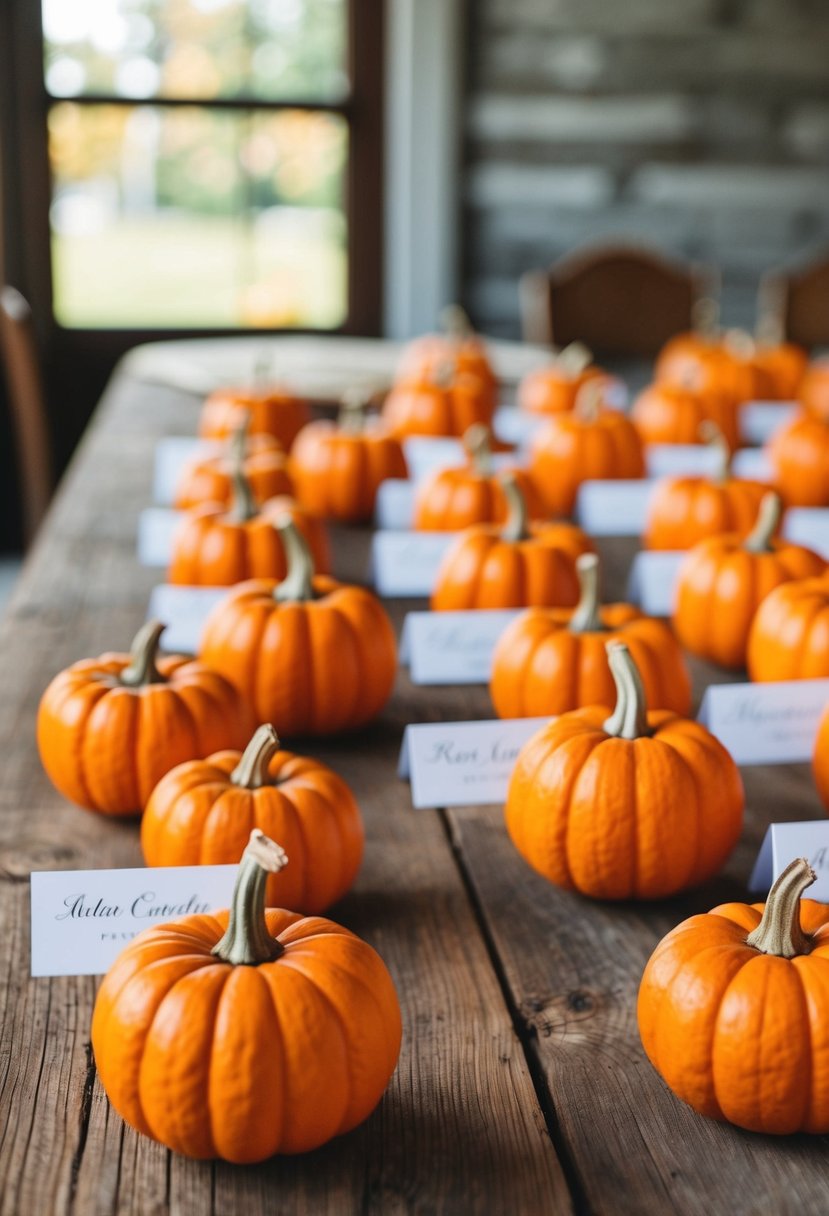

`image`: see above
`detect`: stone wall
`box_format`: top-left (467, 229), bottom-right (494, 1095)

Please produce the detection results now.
top-left (462, 0), bottom-right (829, 338)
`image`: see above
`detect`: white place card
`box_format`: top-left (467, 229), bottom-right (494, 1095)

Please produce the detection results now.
top-left (575, 480), bottom-right (654, 536)
top-left (492, 406), bottom-right (545, 448)
top-left (782, 508), bottom-right (829, 559)
top-left (403, 437), bottom-right (520, 482)
top-left (626, 551), bottom-right (684, 616)
top-left (369, 531), bottom-right (454, 597)
top-left (147, 584), bottom-right (226, 653)
top-left (153, 436), bottom-right (218, 505)
top-left (749, 822), bottom-right (829, 896)
top-left (398, 717), bottom-right (548, 809)
top-left (30, 864), bottom-right (238, 976)
top-left (375, 479), bottom-right (416, 530)
top-left (697, 678), bottom-right (829, 765)
top-left (137, 507), bottom-right (180, 567)
top-left (739, 402), bottom-right (798, 446)
top-left (730, 447), bottom-right (774, 482)
top-left (645, 445), bottom-right (724, 479)
top-left (400, 610), bottom-right (519, 684)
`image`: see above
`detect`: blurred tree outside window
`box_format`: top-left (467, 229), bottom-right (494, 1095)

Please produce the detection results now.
top-left (42, 0), bottom-right (353, 329)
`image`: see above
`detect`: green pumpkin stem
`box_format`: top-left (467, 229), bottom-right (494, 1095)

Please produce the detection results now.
top-left (228, 419), bottom-right (258, 522)
top-left (440, 304), bottom-right (472, 338)
top-left (746, 858), bottom-right (815, 958)
top-left (569, 554), bottom-right (606, 634)
top-left (338, 388), bottom-right (369, 435)
top-left (698, 421), bottom-right (731, 484)
top-left (212, 830), bottom-right (288, 966)
top-left (119, 620), bottom-right (166, 687)
top-left (499, 473), bottom-right (530, 542)
top-left (744, 491), bottom-right (781, 554)
top-left (230, 725), bottom-right (280, 789)
top-left (556, 341), bottom-right (592, 378)
top-left (464, 423), bottom-right (493, 477)
top-left (756, 278), bottom-right (786, 347)
top-left (574, 381), bottom-right (603, 423)
top-left (691, 294), bottom-right (720, 339)
top-left (274, 517), bottom-right (315, 603)
top-left (602, 642), bottom-right (650, 740)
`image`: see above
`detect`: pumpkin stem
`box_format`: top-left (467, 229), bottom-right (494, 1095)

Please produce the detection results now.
top-left (338, 388), bottom-right (368, 434)
top-left (698, 420), bottom-right (731, 483)
top-left (724, 328), bottom-right (756, 360)
top-left (463, 423), bottom-right (493, 477)
top-left (574, 380), bottom-right (603, 423)
top-left (119, 620), bottom-right (166, 687)
top-left (602, 642), bottom-right (650, 740)
top-left (746, 858), bottom-right (815, 958)
top-left (252, 350), bottom-right (272, 391)
top-left (499, 472), bottom-right (530, 542)
top-left (691, 295), bottom-right (720, 339)
top-left (273, 516), bottom-right (315, 603)
top-left (228, 440), bottom-right (258, 523)
top-left (440, 303), bottom-right (472, 338)
top-left (744, 491), bottom-right (781, 554)
top-left (755, 278), bottom-right (786, 348)
top-left (432, 360), bottom-right (456, 389)
top-left (231, 724), bottom-right (280, 789)
top-left (556, 341), bottom-right (592, 378)
top-left (212, 829), bottom-right (288, 966)
top-left (569, 554), bottom-right (606, 633)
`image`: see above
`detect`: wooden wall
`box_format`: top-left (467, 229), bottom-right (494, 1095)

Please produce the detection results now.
top-left (462, 0), bottom-right (829, 337)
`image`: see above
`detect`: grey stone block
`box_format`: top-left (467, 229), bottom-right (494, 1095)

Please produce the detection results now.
top-left (467, 95), bottom-right (697, 144)
top-left (465, 163), bottom-right (615, 209)
top-left (629, 164), bottom-right (829, 209)
top-left (784, 105), bottom-right (829, 159)
top-left (477, 0), bottom-right (720, 34)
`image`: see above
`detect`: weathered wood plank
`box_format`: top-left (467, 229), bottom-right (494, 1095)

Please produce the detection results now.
top-left (0, 375), bottom-right (571, 1215)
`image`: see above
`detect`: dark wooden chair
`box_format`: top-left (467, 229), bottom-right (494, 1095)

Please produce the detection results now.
top-left (759, 253), bottom-right (829, 349)
top-left (519, 244), bottom-right (714, 358)
top-left (0, 286), bottom-right (53, 547)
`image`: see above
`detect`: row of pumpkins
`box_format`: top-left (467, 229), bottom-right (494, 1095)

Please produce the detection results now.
top-left (34, 311), bottom-right (829, 1161)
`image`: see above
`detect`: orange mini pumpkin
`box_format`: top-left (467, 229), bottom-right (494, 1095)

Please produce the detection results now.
top-left (37, 620), bottom-right (254, 816)
top-left (747, 576), bottom-right (829, 682)
top-left (199, 382), bottom-right (311, 450)
top-left (643, 423), bottom-right (771, 551)
top-left (142, 724), bottom-right (363, 914)
top-left (631, 382), bottom-right (740, 452)
top-left (505, 642), bottom-right (744, 900)
top-left (92, 830), bottom-right (402, 1161)
top-left (168, 464), bottom-right (331, 586)
top-left (813, 705), bottom-right (829, 810)
top-left (382, 362), bottom-right (497, 439)
top-left (800, 361), bottom-right (829, 421)
top-left (413, 424), bottom-right (545, 531)
top-left (490, 553), bottom-right (691, 718)
top-left (528, 385), bottom-right (645, 518)
top-left (673, 492), bottom-right (826, 669)
top-left (430, 474), bottom-right (592, 611)
top-left (200, 518), bottom-right (397, 735)
top-left (517, 343), bottom-right (609, 416)
top-left (175, 421), bottom-right (292, 511)
top-left (639, 858), bottom-right (829, 1134)
top-left (396, 304), bottom-right (497, 394)
top-left (657, 329), bottom-right (774, 404)
top-left (290, 392), bottom-right (408, 522)
top-left (768, 411), bottom-right (829, 507)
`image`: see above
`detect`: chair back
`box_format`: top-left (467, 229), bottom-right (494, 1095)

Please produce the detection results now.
top-left (0, 286), bottom-right (53, 546)
top-left (759, 254), bottom-right (829, 349)
top-left (520, 244), bottom-right (712, 357)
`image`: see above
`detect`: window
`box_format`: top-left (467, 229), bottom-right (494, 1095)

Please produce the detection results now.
top-left (38, 0), bottom-right (382, 333)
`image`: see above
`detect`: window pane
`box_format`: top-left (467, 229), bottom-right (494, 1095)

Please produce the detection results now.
top-left (49, 103), bottom-right (348, 328)
top-left (42, 0), bottom-right (348, 102)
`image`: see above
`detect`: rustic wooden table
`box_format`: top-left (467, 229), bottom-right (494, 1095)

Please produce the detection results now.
top-left (1, 364), bottom-right (827, 1216)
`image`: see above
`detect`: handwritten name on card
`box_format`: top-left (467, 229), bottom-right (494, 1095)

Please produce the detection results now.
top-left (400, 610), bottom-right (519, 684)
top-left (575, 480), bottom-right (654, 536)
top-left (137, 507), bottom-right (181, 567)
top-left (153, 437), bottom-right (218, 506)
top-left (147, 585), bottom-right (226, 653)
top-left (625, 551), bottom-right (684, 615)
top-left (369, 531), bottom-right (453, 597)
top-left (739, 402), bottom-right (798, 446)
top-left (375, 479), bottom-right (416, 530)
top-left (750, 822), bottom-right (829, 896)
top-left (697, 678), bottom-right (829, 765)
top-left (782, 508), bottom-right (829, 559)
top-left (399, 718), bottom-right (547, 808)
top-left (31, 865), bottom-right (238, 976)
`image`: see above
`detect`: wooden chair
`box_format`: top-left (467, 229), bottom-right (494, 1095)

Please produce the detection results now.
top-left (519, 244), bottom-right (713, 358)
top-left (759, 253), bottom-right (829, 349)
top-left (0, 286), bottom-right (53, 547)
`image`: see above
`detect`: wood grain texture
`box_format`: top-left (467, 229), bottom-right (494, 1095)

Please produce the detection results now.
top-left (0, 374), bottom-right (570, 1215)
